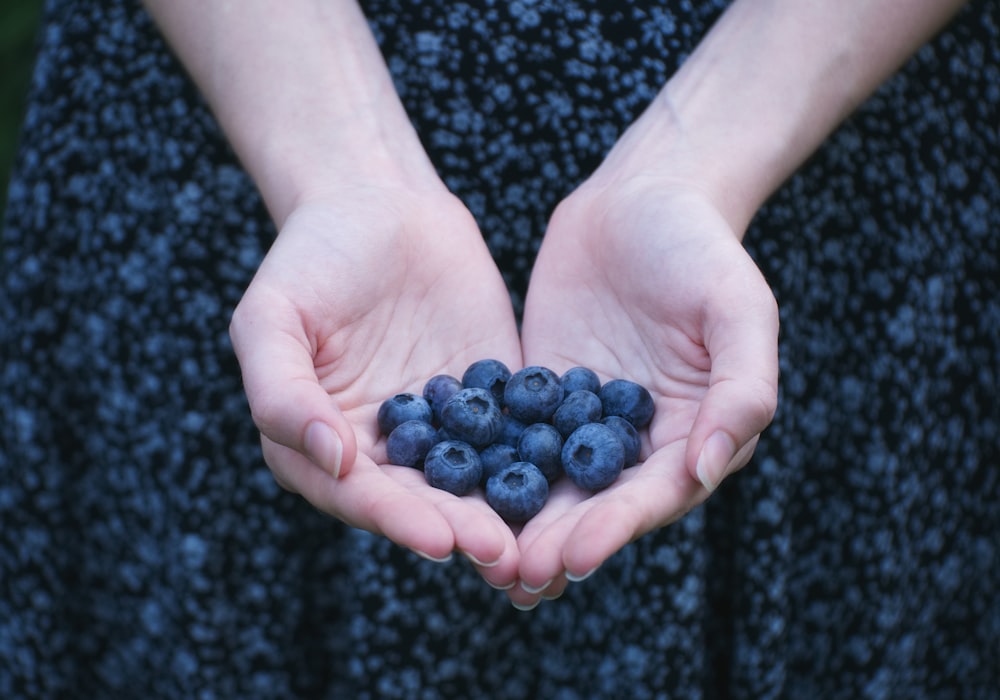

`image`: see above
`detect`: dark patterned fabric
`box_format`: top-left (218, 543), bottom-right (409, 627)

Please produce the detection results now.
top-left (2, 1), bottom-right (998, 698)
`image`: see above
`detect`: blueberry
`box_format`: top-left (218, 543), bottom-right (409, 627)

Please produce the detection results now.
top-left (552, 389), bottom-right (603, 438)
top-left (377, 393), bottom-right (433, 436)
top-left (560, 366), bottom-right (601, 395)
top-left (516, 423), bottom-right (564, 482)
top-left (424, 440), bottom-right (483, 496)
top-left (561, 422), bottom-right (625, 491)
top-left (598, 379), bottom-right (655, 428)
top-left (479, 442), bottom-right (520, 482)
top-left (386, 419), bottom-right (439, 468)
top-left (504, 366), bottom-right (565, 424)
top-left (422, 374), bottom-right (463, 424)
top-left (486, 462), bottom-right (549, 523)
top-left (602, 415), bottom-right (641, 467)
top-left (440, 387), bottom-right (505, 448)
top-left (462, 359), bottom-right (512, 407)
top-left (496, 413), bottom-right (529, 448)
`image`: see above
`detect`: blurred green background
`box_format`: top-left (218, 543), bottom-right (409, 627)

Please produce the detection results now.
top-left (1, 0), bottom-right (43, 218)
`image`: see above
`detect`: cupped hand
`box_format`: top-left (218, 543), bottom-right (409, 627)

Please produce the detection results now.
top-left (229, 182), bottom-right (523, 585)
top-left (509, 178), bottom-right (779, 607)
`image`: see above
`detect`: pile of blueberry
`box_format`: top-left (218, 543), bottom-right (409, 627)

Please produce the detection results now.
top-left (378, 360), bottom-right (654, 523)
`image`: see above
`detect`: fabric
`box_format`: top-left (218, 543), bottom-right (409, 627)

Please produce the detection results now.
top-left (2, 0), bottom-right (998, 697)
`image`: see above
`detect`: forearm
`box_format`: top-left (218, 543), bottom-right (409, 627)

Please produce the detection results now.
top-left (608, 0), bottom-right (968, 232)
top-left (142, 0), bottom-right (437, 225)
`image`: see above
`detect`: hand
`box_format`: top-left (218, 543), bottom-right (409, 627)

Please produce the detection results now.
top-left (229, 182), bottom-right (523, 586)
top-left (510, 177), bottom-right (779, 607)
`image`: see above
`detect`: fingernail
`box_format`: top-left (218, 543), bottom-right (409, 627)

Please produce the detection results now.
top-left (566, 566), bottom-right (598, 583)
top-left (520, 579), bottom-right (552, 595)
top-left (488, 579), bottom-right (517, 591)
top-left (463, 552), bottom-right (502, 568)
top-left (696, 431), bottom-right (736, 493)
top-left (304, 421), bottom-right (342, 478)
top-left (511, 599), bottom-right (540, 612)
top-left (411, 548), bottom-right (453, 564)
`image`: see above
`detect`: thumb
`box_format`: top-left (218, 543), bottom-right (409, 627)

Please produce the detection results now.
top-left (229, 300), bottom-right (358, 478)
top-left (685, 288), bottom-right (779, 492)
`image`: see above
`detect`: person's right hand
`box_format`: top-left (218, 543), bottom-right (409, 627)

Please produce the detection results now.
top-left (143, 0), bottom-right (533, 589)
top-left (229, 181), bottom-right (524, 588)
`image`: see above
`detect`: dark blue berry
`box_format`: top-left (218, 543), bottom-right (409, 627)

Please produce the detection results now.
top-left (422, 374), bottom-right (463, 424)
top-left (424, 440), bottom-right (483, 496)
top-left (562, 422), bottom-right (625, 491)
top-left (479, 442), bottom-right (520, 482)
top-left (504, 366), bottom-right (565, 423)
top-left (552, 389), bottom-right (603, 438)
top-left (377, 393), bottom-right (433, 436)
top-left (602, 415), bottom-right (641, 467)
top-left (440, 387), bottom-right (505, 448)
top-left (386, 419), bottom-right (440, 468)
top-left (462, 359), bottom-right (512, 406)
top-left (516, 423), bottom-right (564, 482)
top-left (496, 413), bottom-right (529, 448)
top-left (378, 363), bottom-right (654, 517)
top-left (599, 379), bottom-right (655, 428)
top-left (486, 462), bottom-right (549, 523)
top-left (560, 366), bottom-right (601, 395)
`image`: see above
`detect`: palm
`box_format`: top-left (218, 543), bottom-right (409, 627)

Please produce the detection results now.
top-left (231, 185), bottom-right (523, 582)
top-left (515, 182), bottom-right (779, 597)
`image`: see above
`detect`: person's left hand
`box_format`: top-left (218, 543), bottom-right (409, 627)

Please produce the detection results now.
top-left (507, 175), bottom-right (780, 609)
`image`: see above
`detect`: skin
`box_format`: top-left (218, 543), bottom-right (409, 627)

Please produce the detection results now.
top-left (512, 0), bottom-right (968, 605)
top-left (143, 0), bottom-right (525, 586)
top-left (231, 186), bottom-right (525, 585)
top-left (142, 0), bottom-right (968, 606)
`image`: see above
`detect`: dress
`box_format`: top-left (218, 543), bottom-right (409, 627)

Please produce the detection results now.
top-left (1, 1), bottom-right (998, 698)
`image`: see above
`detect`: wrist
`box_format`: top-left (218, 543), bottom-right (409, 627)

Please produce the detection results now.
top-left (145, 0), bottom-right (442, 227)
top-left (584, 92), bottom-right (762, 238)
top-left (210, 15), bottom-right (440, 226)
top-left (249, 94), bottom-right (441, 227)
top-left (586, 0), bottom-right (967, 236)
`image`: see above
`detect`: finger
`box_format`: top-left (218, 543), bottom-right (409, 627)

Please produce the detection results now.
top-left (550, 445), bottom-right (704, 579)
top-left (686, 275), bottom-right (779, 492)
top-left (505, 573), bottom-right (569, 611)
top-left (383, 466), bottom-right (521, 588)
top-left (514, 477), bottom-right (593, 589)
top-left (262, 437), bottom-right (455, 560)
top-left (467, 548), bottom-right (521, 592)
top-left (539, 575), bottom-right (569, 600)
top-left (230, 297), bottom-right (359, 478)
